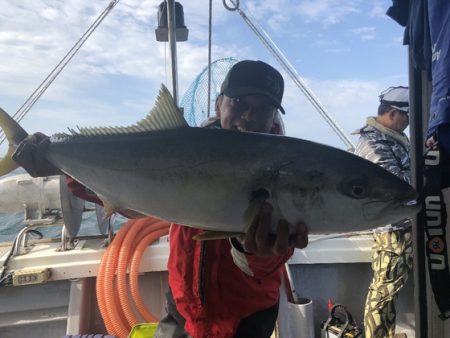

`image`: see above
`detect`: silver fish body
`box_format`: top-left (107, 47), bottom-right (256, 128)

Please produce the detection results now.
top-left (47, 127), bottom-right (418, 234)
top-left (0, 85), bottom-right (419, 234)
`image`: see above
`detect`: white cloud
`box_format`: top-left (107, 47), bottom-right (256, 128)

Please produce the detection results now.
top-left (295, 0), bottom-right (361, 26)
top-left (391, 35), bottom-right (405, 45)
top-left (40, 7), bottom-right (60, 21)
top-left (370, 0), bottom-right (387, 18)
top-left (241, 0), bottom-right (292, 31)
top-left (228, 0), bottom-right (365, 33)
top-left (280, 75), bottom-right (408, 147)
top-left (0, 1), bottom-right (221, 100)
top-left (350, 26), bottom-right (376, 41)
top-left (325, 47), bottom-right (351, 53)
top-left (0, 0), bottom-right (408, 149)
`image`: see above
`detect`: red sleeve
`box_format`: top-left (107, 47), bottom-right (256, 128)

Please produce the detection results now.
top-left (65, 176), bottom-right (103, 205)
top-left (246, 248), bottom-right (294, 279)
top-left (229, 240), bottom-right (294, 279)
top-left (65, 176), bottom-right (143, 219)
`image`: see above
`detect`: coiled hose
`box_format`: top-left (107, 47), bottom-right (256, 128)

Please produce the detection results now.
top-left (96, 217), bottom-right (170, 338)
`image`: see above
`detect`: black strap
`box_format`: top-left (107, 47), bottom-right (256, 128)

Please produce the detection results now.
top-left (423, 149), bottom-right (450, 319)
top-left (322, 304), bottom-right (353, 338)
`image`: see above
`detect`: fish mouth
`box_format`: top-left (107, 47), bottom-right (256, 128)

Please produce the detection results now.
top-left (398, 198), bottom-right (422, 214)
top-left (403, 199), bottom-right (420, 207)
top-left (362, 197), bottom-right (421, 223)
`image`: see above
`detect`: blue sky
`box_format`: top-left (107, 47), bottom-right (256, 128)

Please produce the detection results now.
top-left (0, 0), bottom-right (408, 156)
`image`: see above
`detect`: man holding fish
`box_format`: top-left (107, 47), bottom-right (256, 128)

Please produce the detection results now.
top-left (10, 60), bottom-right (309, 338)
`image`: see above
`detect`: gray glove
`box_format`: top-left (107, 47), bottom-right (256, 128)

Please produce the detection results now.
top-left (12, 132), bottom-right (62, 177)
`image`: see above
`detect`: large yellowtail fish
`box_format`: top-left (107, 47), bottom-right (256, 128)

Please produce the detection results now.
top-left (0, 85), bottom-right (419, 236)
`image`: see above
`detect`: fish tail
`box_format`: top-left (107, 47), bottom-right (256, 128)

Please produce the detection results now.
top-left (0, 107), bottom-right (29, 176)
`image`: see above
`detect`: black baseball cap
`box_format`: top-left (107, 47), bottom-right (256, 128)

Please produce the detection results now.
top-left (220, 60), bottom-right (285, 114)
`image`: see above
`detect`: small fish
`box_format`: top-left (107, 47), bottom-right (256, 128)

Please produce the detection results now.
top-left (0, 85), bottom-right (420, 236)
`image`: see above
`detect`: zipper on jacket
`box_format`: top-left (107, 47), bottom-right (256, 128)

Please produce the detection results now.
top-left (198, 241), bottom-right (207, 306)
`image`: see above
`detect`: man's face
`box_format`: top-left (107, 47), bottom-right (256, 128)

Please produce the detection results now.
top-left (216, 94), bottom-right (277, 133)
top-left (391, 108), bottom-right (409, 132)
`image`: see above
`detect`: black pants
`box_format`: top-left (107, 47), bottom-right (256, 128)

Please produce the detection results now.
top-left (154, 289), bottom-right (279, 338)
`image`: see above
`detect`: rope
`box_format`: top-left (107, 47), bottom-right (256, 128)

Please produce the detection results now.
top-left (0, 0), bottom-right (121, 145)
top-left (223, 0), bottom-right (355, 151)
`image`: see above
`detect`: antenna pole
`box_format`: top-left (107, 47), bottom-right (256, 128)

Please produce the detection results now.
top-left (167, 0), bottom-right (179, 106)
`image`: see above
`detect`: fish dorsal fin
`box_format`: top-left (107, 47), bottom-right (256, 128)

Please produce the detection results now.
top-left (136, 84), bottom-right (189, 130)
top-left (63, 84), bottom-right (188, 138)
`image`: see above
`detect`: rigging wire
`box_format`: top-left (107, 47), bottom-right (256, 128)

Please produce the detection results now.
top-left (207, 0), bottom-right (213, 117)
top-left (0, 0), bottom-right (121, 146)
top-left (223, 0), bottom-right (355, 151)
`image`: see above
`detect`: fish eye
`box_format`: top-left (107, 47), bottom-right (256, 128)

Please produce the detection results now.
top-left (350, 184), bottom-right (365, 198)
top-left (338, 177), bottom-right (370, 199)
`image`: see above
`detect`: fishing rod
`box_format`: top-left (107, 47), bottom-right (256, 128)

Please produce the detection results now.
top-left (223, 0), bottom-right (355, 151)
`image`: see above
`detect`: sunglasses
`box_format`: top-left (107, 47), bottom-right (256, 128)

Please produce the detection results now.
top-left (391, 107), bottom-right (409, 116)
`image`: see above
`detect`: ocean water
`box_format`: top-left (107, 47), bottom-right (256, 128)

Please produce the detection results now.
top-left (0, 205), bottom-right (127, 243)
top-left (0, 212), bottom-right (26, 243)
top-left (0, 169), bottom-right (126, 243)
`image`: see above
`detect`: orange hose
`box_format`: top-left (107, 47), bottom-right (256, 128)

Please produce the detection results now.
top-left (99, 219), bottom-right (135, 337)
top-left (117, 218), bottom-right (162, 326)
top-left (96, 217), bottom-right (170, 338)
top-left (96, 238), bottom-right (113, 333)
top-left (97, 224), bottom-right (119, 336)
top-left (121, 221), bottom-right (170, 324)
top-left (130, 225), bottom-right (170, 322)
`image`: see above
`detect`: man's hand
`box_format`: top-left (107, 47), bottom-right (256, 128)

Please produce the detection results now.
top-left (240, 203), bottom-right (308, 256)
top-left (426, 135), bottom-right (438, 149)
top-left (12, 132), bottom-right (62, 177)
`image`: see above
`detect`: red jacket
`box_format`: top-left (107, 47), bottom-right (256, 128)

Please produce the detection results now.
top-left (66, 158), bottom-right (293, 337)
top-left (168, 224), bottom-right (293, 337)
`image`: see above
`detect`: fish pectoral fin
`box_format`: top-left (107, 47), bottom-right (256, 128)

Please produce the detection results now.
top-left (242, 188), bottom-right (270, 232)
top-left (192, 230), bottom-right (244, 241)
top-left (97, 196), bottom-right (119, 219)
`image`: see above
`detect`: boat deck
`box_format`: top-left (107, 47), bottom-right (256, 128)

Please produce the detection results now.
top-left (2, 232), bottom-right (449, 337)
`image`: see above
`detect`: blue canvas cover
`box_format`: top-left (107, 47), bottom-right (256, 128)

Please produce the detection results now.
top-left (427, 0), bottom-right (450, 149)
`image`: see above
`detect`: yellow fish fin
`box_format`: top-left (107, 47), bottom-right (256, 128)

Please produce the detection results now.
top-left (97, 196), bottom-right (119, 219)
top-left (0, 107), bottom-right (29, 176)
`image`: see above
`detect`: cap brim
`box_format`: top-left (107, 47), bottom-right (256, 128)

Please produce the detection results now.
top-left (224, 86), bottom-right (285, 114)
top-left (390, 105), bottom-right (409, 113)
